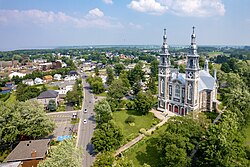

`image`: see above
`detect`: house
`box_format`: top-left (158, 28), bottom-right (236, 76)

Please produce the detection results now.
top-left (43, 75), bottom-right (53, 83)
top-left (34, 78), bottom-right (43, 85)
top-left (55, 81), bottom-right (75, 98)
top-left (39, 62), bottom-right (52, 71)
top-left (0, 161), bottom-right (22, 167)
top-left (68, 70), bottom-right (78, 77)
top-left (64, 75), bottom-right (78, 81)
top-left (37, 90), bottom-right (59, 108)
top-left (1, 82), bottom-right (15, 94)
top-left (22, 79), bottom-right (34, 86)
top-left (9, 72), bottom-right (26, 79)
top-left (4, 139), bottom-right (50, 167)
top-left (52, 61), bottom-right (62, 69)
top-left (53, 74), bottom-right (61, 81)
top-left (33, 59), bottom-right (47, 63)
top-left (0, 87), bottom-right (11, 94)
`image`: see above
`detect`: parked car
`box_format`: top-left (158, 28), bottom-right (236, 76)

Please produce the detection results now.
top-left (84, 108), bottom-right (87, 113)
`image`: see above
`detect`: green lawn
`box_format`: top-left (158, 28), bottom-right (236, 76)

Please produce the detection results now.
top-left (113, 110), bottom-right (159, 144)
top-left (123, 123), bottom-right (168, 167)
top-left (4, 93), bottom-right (16, 104)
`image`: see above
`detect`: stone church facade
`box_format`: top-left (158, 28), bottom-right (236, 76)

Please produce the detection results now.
top-left (157, 27), bottom-right (217, 115)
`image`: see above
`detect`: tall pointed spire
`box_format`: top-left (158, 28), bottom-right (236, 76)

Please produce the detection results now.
top-left (204, 58), bottom-right (209, 72)
top-left (190, 26), bottom-right (197, 55)
top-left (162, 28), bottom-right (169, 55)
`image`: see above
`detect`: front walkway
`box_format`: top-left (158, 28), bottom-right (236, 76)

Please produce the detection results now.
top-left (114, 109), bottom-right (178, 156)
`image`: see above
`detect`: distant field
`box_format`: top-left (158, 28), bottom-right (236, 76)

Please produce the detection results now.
top-left (207, 51), bottom-right (223, 57)
top-left (113, 109), bottom-right (159, 144)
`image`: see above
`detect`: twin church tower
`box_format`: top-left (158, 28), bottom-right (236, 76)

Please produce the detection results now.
top-left (157, 27), bottom-right (217, 115)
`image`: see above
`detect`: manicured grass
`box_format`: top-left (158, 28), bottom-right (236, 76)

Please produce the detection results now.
top-left (96, 91), bottom-right (107, 97)
top-left (4, 93), bottom-right (16, 104)
top-left (244, 123), bottom-right (250, 146)
top-left (46, 85), bottom-right (59, 90)
top-left (113, 110), bottom-right (159, 143)
top-left (123, 123), bottom-right (168, 167)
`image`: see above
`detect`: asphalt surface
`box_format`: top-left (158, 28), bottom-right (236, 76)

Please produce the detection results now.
top-left (48, 111), bottom-right (80, 139)
top-left (77, 73), bottom-right (96, 167)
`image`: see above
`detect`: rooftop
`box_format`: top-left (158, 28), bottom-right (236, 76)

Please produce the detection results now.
top-left (4, 139), bottom-right (50, 162)
top-left (37, 90), bottom-right (59, 99)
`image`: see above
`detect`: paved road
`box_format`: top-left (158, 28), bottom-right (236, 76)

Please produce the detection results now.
top-left (76, 73), bottom-right (96, 167)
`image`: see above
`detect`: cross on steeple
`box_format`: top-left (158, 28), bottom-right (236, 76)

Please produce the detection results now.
top-left (164, 28), bottom-right (166, 35)
top-left (192, 26), bottom-right (195, 34)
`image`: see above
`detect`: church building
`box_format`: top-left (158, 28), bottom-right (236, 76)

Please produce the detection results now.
top-left (157, 27), bottom-right (217, 115)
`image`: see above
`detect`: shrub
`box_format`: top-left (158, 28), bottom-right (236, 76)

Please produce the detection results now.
top-left (125, 116), bottom-right (135, 124)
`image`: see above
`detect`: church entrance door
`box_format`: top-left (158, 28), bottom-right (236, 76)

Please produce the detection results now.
top-left (174, 106), bottom-right (178, 113)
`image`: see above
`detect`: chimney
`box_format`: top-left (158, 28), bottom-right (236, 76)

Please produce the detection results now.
top-left (31, 150), bottom-right (37, 159)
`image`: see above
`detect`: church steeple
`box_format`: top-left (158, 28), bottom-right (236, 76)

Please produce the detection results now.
top-left (190, 26), bottom-right (197, 55)
top-left (162, 28), bottom-right (169, 55)
top-left (204, 58), bottom-right (209, 72)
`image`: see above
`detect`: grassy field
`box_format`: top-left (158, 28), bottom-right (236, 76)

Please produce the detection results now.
top-left (207, 51), bottom-right (223, 57)
top-left (123, 123), bottom-right (168, 167)
top-left (113, 110), bottom-right (159, 143)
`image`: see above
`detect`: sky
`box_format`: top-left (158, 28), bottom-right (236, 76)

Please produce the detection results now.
top-left (0, 0), bottom-right (249, 50)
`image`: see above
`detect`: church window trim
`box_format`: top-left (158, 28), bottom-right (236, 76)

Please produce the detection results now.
top-left (160, 79), bottom-right (164, 94)
top-left (188, 84), bottom-right (192, 100)
top-left (174, 84), bottom-right (180, 98)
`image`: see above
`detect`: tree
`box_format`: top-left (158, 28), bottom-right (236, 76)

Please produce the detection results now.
top-left (92, 81), bottom-right (105, 94)
top-left (94, 66), bottom-right (100, 76)
top-left (125, 116), bottom-right (135, 124)
top-left (196, 111), bottom-right (249, 167)
top-left (132, 80), bottom-right (142, 95)
top-left (128, 63), bottom-right (145, 86)
top-left (157, 116), bottom-right (206, 167)
top-left (119, 70), bottom-right (131, 90)
top-left (114, 63), bottom-right (125, 76)
top-left (38, 139), bottom-right (82, 167)
top-left (0, 100), bottom-right (55, 144)
top-left (221, 62), bottom-right (231, 73)
top-left (106, 66), bottom-right (114, 85)
top-left (150, 60), bottom-right (159, 78)
top-left (134, 91), bottom-right (154, 115)
top-left (47, 100), bottom-right (57, 111)
top-left (16, 83), bottom-right (41, 101)
top-left (91, 121), bottom-right (123, 152)
top-left (147, 76), bottom-right (157, 94)
top-left (107, 79), bottom-right (129, 110)
top-left (92, 152), bottom-right (115, 167)
top-left (94, 99), bottom-right (112, 126)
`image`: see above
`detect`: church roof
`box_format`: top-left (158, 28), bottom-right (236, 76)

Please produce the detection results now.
top-left (170, 70), bottom-right (216, 92)
top-left (198, 70), bottom-right (216, 92)
top-left (171, 72), bottom-right (186, 85)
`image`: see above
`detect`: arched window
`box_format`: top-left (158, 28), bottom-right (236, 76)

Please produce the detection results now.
top-left (188, 84), bottom-right (192, 100)
top-left (175, 84), bottom-right (180, 97)
top-left (160, 79), bottom-right (164, 94)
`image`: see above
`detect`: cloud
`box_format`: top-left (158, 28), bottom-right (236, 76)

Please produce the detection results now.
top-left (86, 8), bottom-right (104, 18)
top-left (128, 0), bottom-right (225, 17)
top-left (102, 0), bottom-right (113, 4)
top-left (128, 0), bottom-right (168, 15)
top-left (0, 9), bottom-right (122, 28)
